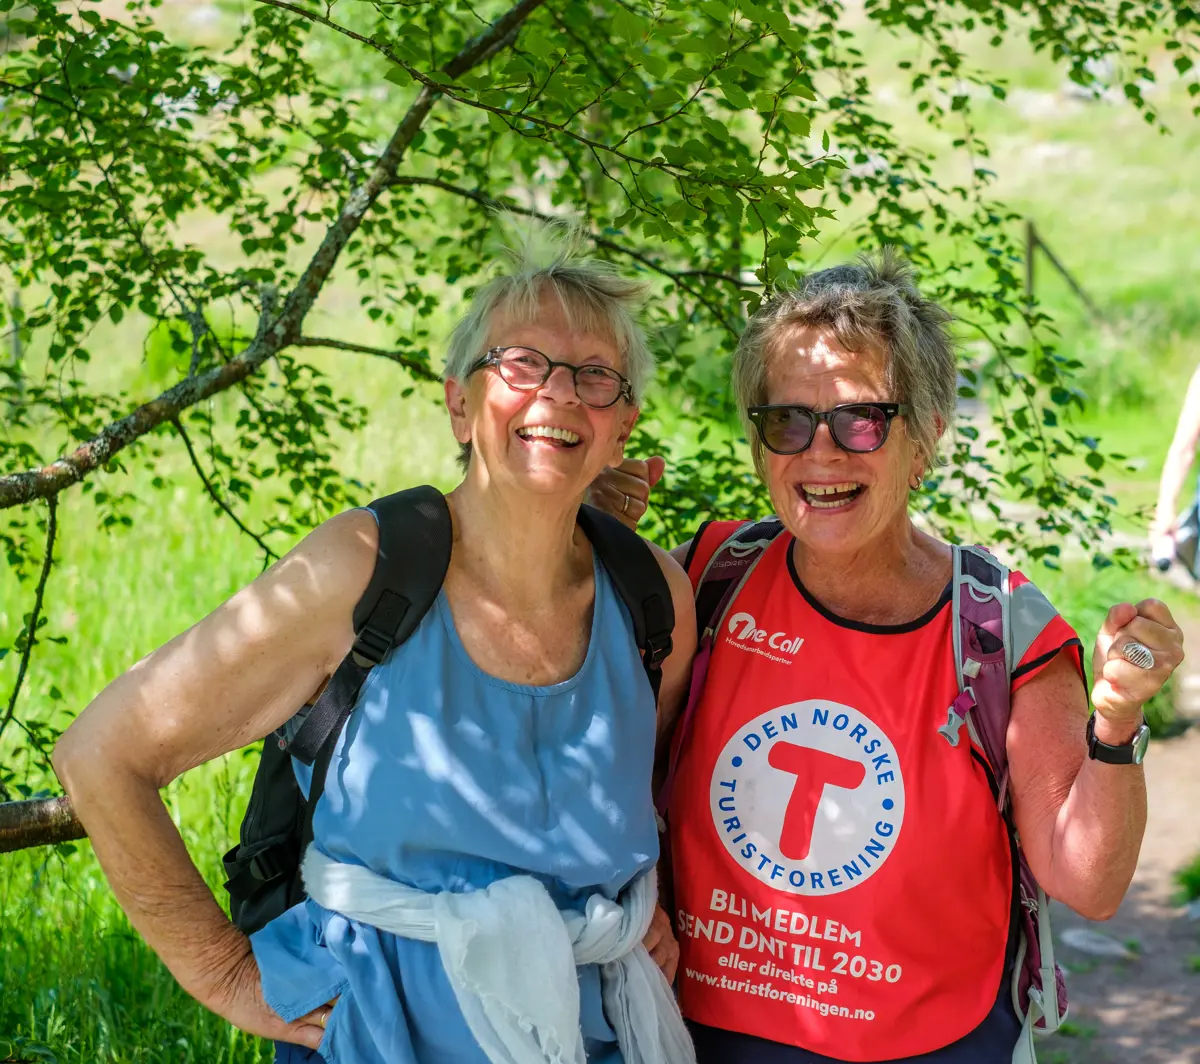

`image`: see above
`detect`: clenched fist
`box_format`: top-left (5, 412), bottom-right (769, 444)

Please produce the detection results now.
top-left (1090, 599), bottom-right (1184, 732)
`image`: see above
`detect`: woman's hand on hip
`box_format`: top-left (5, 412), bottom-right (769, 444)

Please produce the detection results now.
top-left (199, 941), bottom-right (333, 1049)
top-left (642, 903), bottom-right (680, 984)
top-left (586, 457), bottom-right (665, 530)
top-left (1091, 598), bottom-right (1184, 731)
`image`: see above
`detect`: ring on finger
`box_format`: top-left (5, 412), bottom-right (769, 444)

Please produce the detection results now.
top-left (318, 1006), bottom-right (331, 1029)
top-left (1121, 641), bottom-right (1155, 670)
top-left (621, 493), bottom-right (631, 515)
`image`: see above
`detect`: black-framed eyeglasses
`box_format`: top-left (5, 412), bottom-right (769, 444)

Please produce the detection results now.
top-left (747, 402), bottom-right (909, 455)
top-left (467, 346), bottom-right (634, 409)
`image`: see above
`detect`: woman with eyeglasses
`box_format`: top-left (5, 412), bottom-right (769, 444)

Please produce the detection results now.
top-left (53, 223), bottom-right (698, 1064)
top-left (590, 250), bottom-right (1182, 1064)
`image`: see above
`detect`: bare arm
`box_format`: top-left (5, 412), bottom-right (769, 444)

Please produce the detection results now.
top-left (1152, 363), bottom-right (1200, 539)
top-left (641, 542), bottom-right (696, 982)
top-left (51, 508), bottom-right (379, 1043)
top-left (1007, 600), bottom-right (1182, 920)
top-left (647, 542), bottom-right (698, 792)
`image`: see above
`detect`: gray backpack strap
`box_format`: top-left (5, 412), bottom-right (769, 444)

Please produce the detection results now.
top-left (946, 545), bottom-right (1067, 1047)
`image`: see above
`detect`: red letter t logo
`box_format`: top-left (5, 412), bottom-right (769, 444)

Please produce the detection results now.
top-left (767, 743), bottom-right (866, 861)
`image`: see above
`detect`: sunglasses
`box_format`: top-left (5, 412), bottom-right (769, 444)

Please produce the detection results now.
top-left (467, 346), bottom-right (634, 410)
top-left (747, 402), bottom-right (909, 455)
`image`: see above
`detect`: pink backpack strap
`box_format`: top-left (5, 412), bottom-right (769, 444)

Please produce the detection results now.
top-left (948, 545), bottom-right (1068, 1039)
top-left (655, 518), bottom-right (783, 818)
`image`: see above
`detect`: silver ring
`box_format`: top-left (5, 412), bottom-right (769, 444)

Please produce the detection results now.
top-left (621, 493), bottom-right (631, 515)
top-left (1121, 641), bottom-right (1155, 670)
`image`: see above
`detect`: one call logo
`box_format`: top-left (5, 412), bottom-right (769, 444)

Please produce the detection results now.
top-left (709, 701), bottom-right (905, 896)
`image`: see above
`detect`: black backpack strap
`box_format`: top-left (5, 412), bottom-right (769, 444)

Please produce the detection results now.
top-left (290, 487), bottom-right (452, 860)
top-left (288, 486), bottom-right (452, 765)
top-left (577, 504), bottom-right (674, 703)
top-left (223, 487), bottom-right (452, 932)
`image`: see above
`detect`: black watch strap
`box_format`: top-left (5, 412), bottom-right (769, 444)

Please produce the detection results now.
top-left (1086, 713), bottom-right (1149, 765)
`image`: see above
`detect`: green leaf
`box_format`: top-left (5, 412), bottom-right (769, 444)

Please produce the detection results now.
top-left (642, 53), bottom-right (668, 79)
top-left (486, 110), bottom-right (510, 134)
top-left (612, 7), bottom-right (649, 44)
top-left (676, 36), bottom-right (719, 56)
top-left (779, 111), bottom-right (811, 137)
top-left (720, 83), bottom-right (751, 109)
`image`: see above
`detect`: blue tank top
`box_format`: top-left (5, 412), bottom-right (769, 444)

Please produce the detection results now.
top-left (251, 553), bottom-right (660, 1064)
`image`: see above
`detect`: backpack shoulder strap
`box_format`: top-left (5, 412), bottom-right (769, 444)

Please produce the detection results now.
top-left (656, 517), bottom-right (784, 818)
top-left (577, 504), bottom-right (674, 703)
top-left (948, 544), bottom-right (1012, 798)
top-left (288, 485), bottom-right (452, 765)
top-left (951, 546), bottom-right (1068, 1036)
top-left (695, 518), bottom-right (785, 636)
top-left (291, 486), bottom-right (452, 864)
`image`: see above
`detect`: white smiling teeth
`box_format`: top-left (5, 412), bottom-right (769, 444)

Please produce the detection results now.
top-left (801, 482), bottom-right (863, 509)
top-left (517, 425), bottom-right (581, 444)
top-left (802, 482), bottom-right (860, 495)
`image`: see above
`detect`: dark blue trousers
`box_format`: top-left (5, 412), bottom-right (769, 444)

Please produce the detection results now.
top-left (273, 1044), bottom-right (326, 1064)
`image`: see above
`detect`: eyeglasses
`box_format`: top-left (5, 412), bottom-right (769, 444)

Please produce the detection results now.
top-left (747, 403), bottom-right (909, 455)
top-left (467, 346), bottom-right (634, 409)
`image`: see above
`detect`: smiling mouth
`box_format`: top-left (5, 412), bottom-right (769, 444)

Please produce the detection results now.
top-left (799, 482), bottom-right (864, 510)
top-left (516, 425), bottom-right (582, 448)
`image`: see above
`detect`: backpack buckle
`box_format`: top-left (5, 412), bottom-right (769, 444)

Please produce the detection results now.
top-left (644, 632), bottom-right (672, 669)
top-left (351, 625), bottom-right (392, 667)
top-left (248, 844), bottom-right (295, 885)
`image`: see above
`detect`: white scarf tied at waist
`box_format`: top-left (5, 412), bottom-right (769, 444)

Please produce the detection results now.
top-left (302, 848), bottom-right (696, 1064)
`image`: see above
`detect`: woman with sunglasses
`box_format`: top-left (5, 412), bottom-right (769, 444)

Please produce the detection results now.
top-left (591, 250), bottom-right (1182, 1064)
top-left (53, 224), bottom-right (698, 1064)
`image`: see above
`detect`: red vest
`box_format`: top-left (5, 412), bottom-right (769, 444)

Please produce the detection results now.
top-left (672, 524), bottom-right (1075, 1061)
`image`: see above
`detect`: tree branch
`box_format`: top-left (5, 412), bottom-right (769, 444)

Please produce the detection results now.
top-left (0, 795), bottom-right (85, 854)
top-left (0, 0), bottom-right (546, 511)
top-left (388, 176), bottom-right (745, 334)
top-left (254, 0), bottom-right (687, 179)
top-left (0, 497), bottom-right (57, 750)
top-left (294, 336), bottom-right (442, 381)
top-left (172, 419), bottom-right (279, 567)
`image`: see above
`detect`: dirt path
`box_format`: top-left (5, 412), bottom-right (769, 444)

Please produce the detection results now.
top-left (1043, 629), bottom-right (1200, 1063)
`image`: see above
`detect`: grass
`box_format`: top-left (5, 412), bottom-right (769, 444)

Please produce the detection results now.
top-left (0, 759), bottom-right (272, 1064)
top-left (2, 9), bottom-right (1200, 1063)
top-left (1175, 853), bottom-right (1200, 903)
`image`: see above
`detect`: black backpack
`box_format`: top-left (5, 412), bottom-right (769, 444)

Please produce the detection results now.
top-left (222, 485), bottom-right (674, 934)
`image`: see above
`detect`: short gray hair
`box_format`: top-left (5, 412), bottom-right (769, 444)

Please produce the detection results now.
top-left (443, 217), bottom-right (653, 469)
top-left (732, 247), bottom-right (956, 478)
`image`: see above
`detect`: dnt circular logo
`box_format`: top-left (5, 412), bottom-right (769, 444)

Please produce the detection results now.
top-left (709, 700), bottom-right (905, 896)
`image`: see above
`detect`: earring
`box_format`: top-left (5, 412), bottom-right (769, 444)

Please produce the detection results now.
top-left (910, 474), bottom-right (924, 490)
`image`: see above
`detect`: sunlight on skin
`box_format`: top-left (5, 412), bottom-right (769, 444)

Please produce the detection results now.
top-left (444, 295), bottom-right (638, 505)
top-left (762, 325), bottom-right (933, 606)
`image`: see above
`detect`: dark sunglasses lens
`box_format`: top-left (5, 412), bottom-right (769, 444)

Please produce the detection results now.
top-left (761, 408), bottom-right (815, 453)
top-left (497, 348), bottom-right (549, 388)
top-left (830, 405), bottom-right (888, 452)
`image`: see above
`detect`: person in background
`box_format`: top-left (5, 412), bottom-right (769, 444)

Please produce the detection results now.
top-left (1150, 362), bottom-right (1200, 574)
top-left (591, 250), bottom-right (1182, 1064)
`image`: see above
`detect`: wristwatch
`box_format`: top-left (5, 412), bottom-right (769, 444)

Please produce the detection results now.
top-left (1086, 714), bottom-right (1151, 765)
